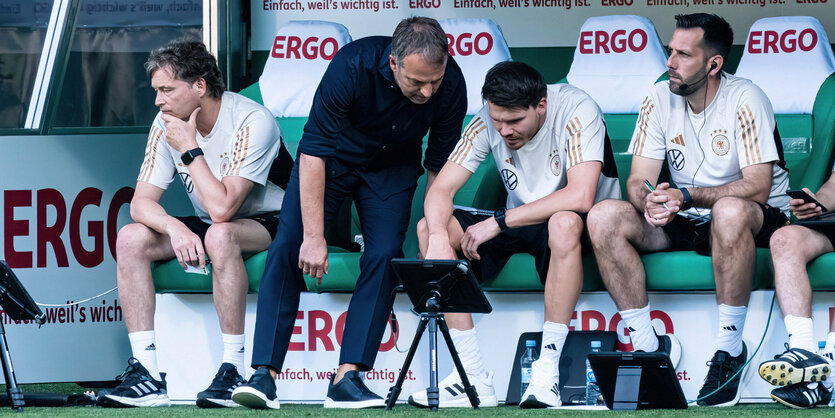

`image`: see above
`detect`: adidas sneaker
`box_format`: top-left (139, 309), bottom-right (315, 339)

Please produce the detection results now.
top-left (196, 362), bottom-right (246, 408)
top-left (407, 370), bottom-right (497, 408)
top-left (98, 358), bottom-right (170, 408)
top-left (520, 358), bottom-right (561, 408)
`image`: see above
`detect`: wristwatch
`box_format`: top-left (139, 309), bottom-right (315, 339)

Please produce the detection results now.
top-left (493, 208), bottom-right (509, 231)
top-left (680, 187), bottom-right (693, 211)
top-left (181, 147), bottom-right (204, 165)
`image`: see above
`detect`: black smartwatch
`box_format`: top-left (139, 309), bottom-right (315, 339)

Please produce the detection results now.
top-left (181, 147), bottom-right (204, 165)
top-left (680, 187), bottom-right (693, 211)
top-left (493, 208), bottom-right (509, 231)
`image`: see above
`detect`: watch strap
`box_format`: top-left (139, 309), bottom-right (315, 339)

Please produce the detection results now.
top-left (493, 208), bottom-right (508, 231)
top-left (680, 187), bottom-right (693, 211)
top-left (181, 147), bottom-right (204, 165)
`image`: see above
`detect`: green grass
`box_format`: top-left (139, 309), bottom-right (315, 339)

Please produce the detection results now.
top-left (0, 403), bottom-right (828, 416)
top-left (0, 385), bottom-right (828, 416)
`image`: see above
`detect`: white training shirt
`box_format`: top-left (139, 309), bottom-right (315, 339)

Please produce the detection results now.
top-left (448, 84), bottom-right (621, 209)
top-left (629, 73), bottom-right (790, 218)
top-left (138, 91), bottom-right (286, 223)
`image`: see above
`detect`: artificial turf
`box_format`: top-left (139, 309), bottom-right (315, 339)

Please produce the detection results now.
top-left (0, 384), bottom-right (829, 416)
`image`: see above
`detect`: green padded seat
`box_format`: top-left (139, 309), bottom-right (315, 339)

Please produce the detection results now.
top-left (152, 246), bottom-right (351, 294)
top-left (642, 248), bottom-right (773, 291)
top-left (482, 253), bottom-right (603, 292)
top-left (806, 253), bottom-right (835, 290)
top-left (152, 251), bottom-right (266, 294)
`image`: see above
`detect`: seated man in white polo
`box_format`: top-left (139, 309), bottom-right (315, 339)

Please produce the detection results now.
top-left (101, 40), bottom-right (292, 408)
top-left (409, 61), bottom-right (620, 408)
top-left (761, 171), bottom-right (835, 408)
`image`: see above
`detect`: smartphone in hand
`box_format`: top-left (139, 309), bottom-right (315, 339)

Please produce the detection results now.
top-left (787, 189), bottom-right (828, 213)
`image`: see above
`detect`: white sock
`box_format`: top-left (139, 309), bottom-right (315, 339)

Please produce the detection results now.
top-left (784, 315), bottom-right (815, 352)
top-left (449, 328), bottom-right (486, 379)
top-left (221, 333), bottom-right (245, 375)
top-left (620, 305), bottom-right (658, 352)
top-left (716, 304), bottom-right (747, 357)
top-left (540, 322), bottom-right (568, 372)
top-left (129, 330), bottom-right (162, 381)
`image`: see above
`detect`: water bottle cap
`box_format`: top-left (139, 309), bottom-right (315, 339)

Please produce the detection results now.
top-left (820, 341), bottom-right (827, 348)
top-left (526, 340), bottom-right (536, 347)
top-left (591, 340), bottom-right (601, 348)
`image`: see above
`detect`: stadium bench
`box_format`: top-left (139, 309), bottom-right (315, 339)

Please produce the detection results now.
top-left (152, 16), bottom-right (835, 295)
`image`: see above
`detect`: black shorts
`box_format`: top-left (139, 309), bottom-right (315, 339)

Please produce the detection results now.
top-left (452, 209), bottom-right (591, 284)
top-left (661, 203), bottom-right (789, 256)
top-left (176, 213), bottom-right (280, 242)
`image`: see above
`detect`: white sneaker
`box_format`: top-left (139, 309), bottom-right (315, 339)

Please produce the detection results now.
top-left (520, 358), bottom-right (561, 408)
top-left (407, 370), bottom-right (497, 408)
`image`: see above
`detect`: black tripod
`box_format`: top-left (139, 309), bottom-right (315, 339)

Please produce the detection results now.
top-left (385, 291), bottom-right (479, 411)
top-left (0, 283), bottom-right (27, 412)
top-left (0, 262), bottom-right (47, 412)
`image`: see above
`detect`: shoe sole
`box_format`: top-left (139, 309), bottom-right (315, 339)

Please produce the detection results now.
top-left (759, 361), bottom-right (830, 386)
top-left (231, 387), bottom-right (280, 409)
top-left (99, 394), bottom-right (171, 408)
top-left (323, 397), bottom-right (386, 409)
top-left (196, 397), bottom-right (240, 408)
top-left (519, 395), bottom-right (560, 409)
top-left (665, 334), bottom-right (682, 369)
top-left (406, 394), bottom-right (498, 408)
top-left (770, 393), bottom-right (815, 409)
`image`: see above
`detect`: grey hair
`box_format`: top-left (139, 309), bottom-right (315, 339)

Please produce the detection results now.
top-left (145, 39), bottom-right (225, 99)
top-left (391, 16), bottom-right (448, 66)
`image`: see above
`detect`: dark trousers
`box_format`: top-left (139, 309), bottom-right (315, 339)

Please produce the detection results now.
top-left (252, 161), bottom-right (415, 371)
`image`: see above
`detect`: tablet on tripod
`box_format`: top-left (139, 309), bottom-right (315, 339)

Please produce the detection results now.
top-left (0, 261), bottom-right (44, 324)
top-left (390, 259), bottom-right (491, 314)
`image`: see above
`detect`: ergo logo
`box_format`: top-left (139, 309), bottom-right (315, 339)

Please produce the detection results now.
top-left (747, 29), bottom-right (818, 54)
top-left (271, 35), bottom-right (339, 60)
top-left (446, 32), bottom-right (493, 56)
top-left (578, 29), bottom-right (648, 54)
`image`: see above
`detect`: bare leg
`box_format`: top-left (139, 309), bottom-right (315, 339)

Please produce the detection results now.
top-left (204, 219), bottom-right (272, 335)
top-left (543, 211), bottom-right (585, 324)
top-left (587, 200), bottom-right (671, 310)
top-left (770, 225), bottom-right (833, 318)
top-left (710, 197), bottom-right (764, 307)
top-left (115, 223), bottom-right (178, 333)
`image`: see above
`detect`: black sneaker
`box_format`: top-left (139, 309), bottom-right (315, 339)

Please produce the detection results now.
top-left (759, 344), bottom-right (831, 386)
top-left (696, 343), bottom-right (747, 407)
top-left (771, 382), bottom-right (833, 409)
top-left (98, 358), bottom-right (170, 408)
top-left (231, 368), bottom-right (280, 409)
top-left (323, 370), bottom-right (385, 409)
top-left (196, 363), bottom-right (246, 408)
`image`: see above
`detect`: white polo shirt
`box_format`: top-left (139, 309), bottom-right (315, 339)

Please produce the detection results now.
top-left (449, 83), bottom-right (620, 209)
top-left (629, 73), bottom-right (789, 217)
top-left (139, 92), bottom-right (286, 223)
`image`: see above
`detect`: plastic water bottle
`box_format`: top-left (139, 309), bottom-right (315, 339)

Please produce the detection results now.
top-left (819, 341), bottom-right (826, 355)
top-left (520, 340), bottom-right (537, 395)
top-left (586, 340), bottom-right (602, 405)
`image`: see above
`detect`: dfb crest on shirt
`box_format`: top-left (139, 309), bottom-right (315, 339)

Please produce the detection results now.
top-left (711, 131), bottom-right (730, 156)
top-left (179, 172), bottom-right (194, 193)
top-left (667, 149), bottom-right (685, 171)
top-left (548, 149), bottom-right (560, 176)
top-left (501, 169), bottom-right (518, 190)
top-left (220, 157), bottom-right (231, 176)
